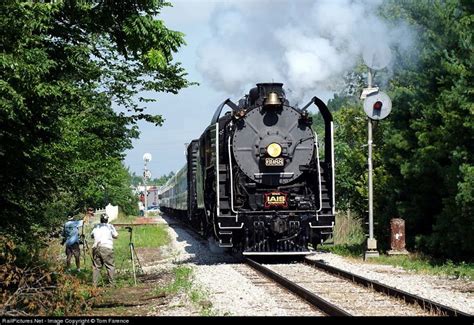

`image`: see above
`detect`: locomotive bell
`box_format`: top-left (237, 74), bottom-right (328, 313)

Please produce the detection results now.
top-left (264, 92), bottom-right (282, 107)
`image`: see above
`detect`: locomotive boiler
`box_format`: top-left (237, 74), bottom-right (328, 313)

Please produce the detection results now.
top-left (159, 83), bottom-right (335, 255)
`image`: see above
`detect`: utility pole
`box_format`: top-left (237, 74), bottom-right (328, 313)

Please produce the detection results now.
top-left (143, 153), bottom-right (152, 217)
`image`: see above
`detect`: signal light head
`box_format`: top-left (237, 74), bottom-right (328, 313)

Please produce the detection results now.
top-left (267, 143), bottom-right (282, 158)
top-left (373, 101), bottom-right (383, 110)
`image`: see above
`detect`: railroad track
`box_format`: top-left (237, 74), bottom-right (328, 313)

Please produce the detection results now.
top-left (245, 258), bottom-right (350, 316)
top-left (159, 216), bottom-right (470, 316)
top-left (304, 258), bottom-right (471, 317)
top-left (245, 258), bottom-right (470, 316)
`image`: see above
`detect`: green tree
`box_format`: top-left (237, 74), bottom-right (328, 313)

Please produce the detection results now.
top-left (316, 94), bottom-right (389, 234)
top-left (0, 0), bottom-right (193, 240)
top-left (383, 0), bottom-right (474, 258)
top-left (152, 171), bottom-right (175, 186)
top-left (130, 170), bottom-right (175, 186)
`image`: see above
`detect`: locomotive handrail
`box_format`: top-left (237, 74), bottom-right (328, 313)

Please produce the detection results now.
top-left (211, 98), bottom-right (239, 124)
top-left (314, 133), bottom-right (323, 213)
top-left (228, 131), bottom-right (238, 215)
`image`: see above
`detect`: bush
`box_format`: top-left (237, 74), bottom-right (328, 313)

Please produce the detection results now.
top-left (333, 211), bottom-right (365, 245)
top-left (0, 235), bottom-right (96, 316)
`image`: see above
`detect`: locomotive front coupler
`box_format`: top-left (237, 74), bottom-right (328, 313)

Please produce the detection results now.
top-left (270, 213), bottom-right (289, 234)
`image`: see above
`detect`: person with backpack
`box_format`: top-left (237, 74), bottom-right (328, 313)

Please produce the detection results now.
top-left (61, 213), bottom-right (84, 272)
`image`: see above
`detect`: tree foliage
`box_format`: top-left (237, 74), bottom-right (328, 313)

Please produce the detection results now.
top-left (130, 170), bottom-right (175, 187)
top-left (320, 0), bottom-right (474, 260)
top-left (327, 0), bottom-right (473, 260)
top-left (382, 0), bottom-right (474, 258)
top-left (315, 93), bottom-right (389, 241)
top-left (0, 0), bottom-right (192, 241)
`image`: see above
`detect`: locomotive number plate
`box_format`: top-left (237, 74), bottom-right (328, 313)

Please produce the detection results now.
top-left (264, 192), bottom-right (288, 209)
top-left (265, 158), bottom-right (284, 166)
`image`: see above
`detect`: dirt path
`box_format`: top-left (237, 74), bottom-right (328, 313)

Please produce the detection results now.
top-left (88, 271), bottom-right (173, 316)
top-left (86, 247), bottom-right (203, 316)
top-left (85, 216), bottom-right (202, 316)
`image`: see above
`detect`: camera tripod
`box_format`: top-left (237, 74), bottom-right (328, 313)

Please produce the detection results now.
top-left (80, 233), bottom-right (89, 265)
top-left (125, 227), bottom-right (143, 285)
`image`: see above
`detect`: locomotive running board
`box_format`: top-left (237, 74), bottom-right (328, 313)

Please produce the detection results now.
top-left (243, 251), bottom-right (311, 256)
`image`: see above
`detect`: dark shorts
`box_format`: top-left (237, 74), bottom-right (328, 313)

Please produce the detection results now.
top-left (66, 242), bottom-right (81, 258)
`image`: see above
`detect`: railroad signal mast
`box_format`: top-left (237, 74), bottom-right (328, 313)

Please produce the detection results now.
top-left (143, 153), bottom-right (152, 217)
top-left (361, 46), bottom-right (393, 260)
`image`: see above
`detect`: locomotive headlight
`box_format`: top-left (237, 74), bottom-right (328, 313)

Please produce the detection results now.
top-left (267, 143), bottom-right (282, 158)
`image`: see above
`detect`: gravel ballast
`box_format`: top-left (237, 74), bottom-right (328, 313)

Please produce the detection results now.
top-left (143, 215), bottom-right (473, 316)
top-left (306, 252), bottom-right (473, 315)
top-left (161, 219), bottom-right (320, 315)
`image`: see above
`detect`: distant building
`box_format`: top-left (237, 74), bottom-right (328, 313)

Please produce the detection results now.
top-left (147, 186), bottom-right (159, 208)
top-left (135, 185), bottom-right (160, 208)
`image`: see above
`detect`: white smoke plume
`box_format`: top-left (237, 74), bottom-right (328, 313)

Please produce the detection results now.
top-left (197, 0), bottom-right (415, 101)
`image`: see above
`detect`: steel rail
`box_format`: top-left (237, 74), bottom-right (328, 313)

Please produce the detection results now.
top-left (305, 258), bottom-right (471, 317)
top-left (245, 258), bottom-right (352, 316)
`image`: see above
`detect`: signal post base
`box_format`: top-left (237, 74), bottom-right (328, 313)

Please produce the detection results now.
top-left (364, 238), bottom-right (379, 260)
top-left (364, 250), bottom-right (380, 260)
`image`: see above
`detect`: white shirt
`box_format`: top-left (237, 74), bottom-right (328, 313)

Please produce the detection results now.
top-left (91, 223), bottom-right (118, 249)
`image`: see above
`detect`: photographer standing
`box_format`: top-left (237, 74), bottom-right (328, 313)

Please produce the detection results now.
top-left (61, 214), bottom-right (84, 272)
top-left (91, 213), bottom-right (118, 287)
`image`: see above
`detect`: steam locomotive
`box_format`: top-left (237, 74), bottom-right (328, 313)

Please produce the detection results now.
top-left (159, 83), bottom-right (335, 255)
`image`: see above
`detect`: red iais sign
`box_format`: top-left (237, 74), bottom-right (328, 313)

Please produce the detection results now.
top-left (264, 192), bottom-right (288, 209)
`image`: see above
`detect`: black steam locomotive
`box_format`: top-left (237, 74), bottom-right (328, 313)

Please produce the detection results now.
top-left (159, 83), bottom-right (335, 255)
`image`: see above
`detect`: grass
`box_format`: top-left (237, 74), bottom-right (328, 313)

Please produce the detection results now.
top-left (332, 211), bottom-right (365, 245)
top-left (155, 266), bottom-right (193, 295)
top-left (319, 211), bottom-right (474, 280)
top-left (111, 213), bottom-right (138, 224)
top-left (78, 222), bottom-right (170, 287)
top-left (46, 220), bottom-right (177, 315)
top-left (320, 244), bottom-right (474, 280)
top-left (115, 225), bottom-right (169, 250)
top-left (369, 254), bottom-right (474, 280)
top-left (319, 210), bottom-right (365, 247)
top-left (112, 225), bottom-right (170, 285)
top-left (320, 242), bottom-right (365, 256)
top-left (154, 265), bottom-right (215, 316)
top-left (321, 242), bottom-right (474, 280)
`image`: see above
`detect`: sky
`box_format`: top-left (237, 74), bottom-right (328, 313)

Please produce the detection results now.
top-left (123, 0), bottom-right (413, 178)
top-left (124, 0), bottom-right (224, 178)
